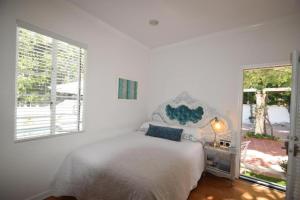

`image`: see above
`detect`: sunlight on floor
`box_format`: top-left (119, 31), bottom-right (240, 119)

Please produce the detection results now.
top-left (241, 192), bottom-right (254, 199)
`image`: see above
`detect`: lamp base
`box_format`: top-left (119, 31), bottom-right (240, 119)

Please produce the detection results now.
top-left (213, 140), bottom-right (218, 148)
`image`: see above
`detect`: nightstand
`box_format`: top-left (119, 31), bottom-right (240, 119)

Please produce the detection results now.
top-left (204, 144), bottom-right (236, 180)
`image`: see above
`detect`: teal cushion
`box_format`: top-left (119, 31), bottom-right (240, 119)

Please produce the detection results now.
top-left (146, 124), bottom-right (183, 142)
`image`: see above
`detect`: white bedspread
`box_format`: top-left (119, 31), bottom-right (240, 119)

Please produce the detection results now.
top-left (52, 132), bottom-right (204, 200)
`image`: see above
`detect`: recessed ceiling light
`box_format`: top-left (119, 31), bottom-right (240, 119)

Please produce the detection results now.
top-left (149, 19), bottom-right (159, 26)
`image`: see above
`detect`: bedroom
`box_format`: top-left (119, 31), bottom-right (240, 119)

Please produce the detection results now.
top-left (0, 0), bottom-right (300, 200)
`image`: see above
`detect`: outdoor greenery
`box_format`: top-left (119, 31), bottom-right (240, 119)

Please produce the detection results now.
top-left (243, 91), bottom-right (291, 107)
top-left (243, 66), bottom-right (292, 135)
top-left (244, 132), bottom-right (279, 141)
top-left (17, 27), bottom-right (83, 106)
top-left (243, 66), bottom-right (292, 90)
top-left (17, 28), bottom-right (52, 105)
top-left (279, 160), bottom-right (288, 173)
top-left (242, 66), bottom-right (290, 187)
top-left (243, 66), bottom-right (292, 106)
top-left (243, 171), bottom-right (286, 187)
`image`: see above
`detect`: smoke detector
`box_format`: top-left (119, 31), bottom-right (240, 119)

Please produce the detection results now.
top-left (149, 19), bottom-right (159, 26)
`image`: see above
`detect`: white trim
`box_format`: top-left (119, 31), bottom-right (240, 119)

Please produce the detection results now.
top-left (77, 48), bottom-right (82, 131)
top-left (15, 130), bottom-right (84, 143)
top-left (50, 39), bottom-right (57, 135)
top-left (236, 61), bottom-right (291, 178)
top-left (14, 26), bottom-right (19, 141)
top-left (286, 50), bottom-right (300, 199)
top-left (263, 87), bottom-right (291, 92)
top-left (81, 51), bottom-right (88, 132)
top-left (243, 88), bottom-right (257, 92)
top-left (241, 61), bottom-right (291, 70)
top-left (235, 67), bottom-right (244, 178)
top-left (16, 19), bottom-right (88, 49)
top-left (24, 190), bottom-right (52, 200)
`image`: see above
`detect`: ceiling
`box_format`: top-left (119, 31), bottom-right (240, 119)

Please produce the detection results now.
top-left (68, 0), bottom-right (300, 48)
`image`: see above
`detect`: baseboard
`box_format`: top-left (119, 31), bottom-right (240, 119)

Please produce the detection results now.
top-left (25, 190), bottom-right (52, 200)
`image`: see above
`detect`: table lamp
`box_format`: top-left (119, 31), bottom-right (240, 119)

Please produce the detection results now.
top-left (210, 117), bottom-right (227, 147)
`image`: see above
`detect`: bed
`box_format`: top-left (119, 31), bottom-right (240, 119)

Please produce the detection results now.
top-left (52, 92), bottom-right (228, 200)
top-left (52, 132), bottom-right (204, 200)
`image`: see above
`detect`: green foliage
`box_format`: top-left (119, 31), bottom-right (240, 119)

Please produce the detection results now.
top-left (243, 66), bottom-right (292, 106)
top-left (17, 28), bottom-right (83, 105)
top-left (279, 160), bottom-right (288, 173)
top-left (243, 66), bottom-right (292, 90)
top-left (17, 28), bottom-right (52, 105)
top-left (243, 171), bottom-right (286, 186)
top-left (267, 91), bottom-right (291, 107)
top-left (243, 91), bottom-right (291, 106)
top-left (244, 132), bottom-right (279, 141)
top-left (243, 92), bottom-right (256, 104)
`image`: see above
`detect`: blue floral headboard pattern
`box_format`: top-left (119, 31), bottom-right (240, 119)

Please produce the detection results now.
top-left (165, 105), bottom-right (204, 125)
top-left (151, 92), bottom-right (215, 127)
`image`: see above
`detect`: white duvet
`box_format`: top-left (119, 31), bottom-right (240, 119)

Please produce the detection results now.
top-left (52, 132), bottom-right (205, 200)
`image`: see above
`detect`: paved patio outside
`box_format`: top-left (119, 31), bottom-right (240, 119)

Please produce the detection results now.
top-left (241, 136), bottom-right (288, 180)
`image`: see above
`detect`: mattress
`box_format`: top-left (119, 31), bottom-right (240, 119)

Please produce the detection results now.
top-left (52, 131), bottom-right (205, 200)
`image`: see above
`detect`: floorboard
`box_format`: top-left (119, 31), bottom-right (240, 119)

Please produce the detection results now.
top-left (45, 174), bottom-right (285, 200)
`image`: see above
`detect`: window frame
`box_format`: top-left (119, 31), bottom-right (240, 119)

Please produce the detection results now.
top-left (14, 20), bottom-right (88, 142)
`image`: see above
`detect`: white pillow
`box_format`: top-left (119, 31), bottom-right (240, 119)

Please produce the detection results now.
top-left (138, 121), bottom-right (205, 143)
top-left (197, 124), bottom-right (214, 143)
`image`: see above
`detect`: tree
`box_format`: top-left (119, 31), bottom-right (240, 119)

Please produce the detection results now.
top-left (17, 28), bottom-right (52, 105)
top-left (243, 66), bottom-right (292, 134)
top-left (17, 28), bottom-right (81, 106)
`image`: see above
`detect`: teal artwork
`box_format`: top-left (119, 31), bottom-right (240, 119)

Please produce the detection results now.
top-left (118, 78), bottom-right (138, 100)
top-left (165, 104), bottom-right (204, 125)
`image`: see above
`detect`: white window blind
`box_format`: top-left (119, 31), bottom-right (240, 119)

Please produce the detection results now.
top-left (16, 26), bottom-right (86, 141)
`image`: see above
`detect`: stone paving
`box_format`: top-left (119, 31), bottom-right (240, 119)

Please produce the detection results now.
top-left (246, 138), bottom-right (287, 156)
top-left (241, 138), bottom-right (287, 179)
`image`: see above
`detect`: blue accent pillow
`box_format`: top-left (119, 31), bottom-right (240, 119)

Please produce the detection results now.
top-left (146, 124), bottom-right (183, 142)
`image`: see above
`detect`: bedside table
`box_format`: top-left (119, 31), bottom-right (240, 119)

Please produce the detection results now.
top-left (204, 144), bottom-right (236, 180)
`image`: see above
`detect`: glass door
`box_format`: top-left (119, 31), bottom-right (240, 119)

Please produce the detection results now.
top-left (240, 65), bottom-right (292, 189)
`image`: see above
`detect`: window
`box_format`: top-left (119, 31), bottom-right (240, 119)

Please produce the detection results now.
top-left (16, 25), bottom-right (86, 141)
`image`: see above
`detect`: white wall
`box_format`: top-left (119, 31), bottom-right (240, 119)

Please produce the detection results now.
top-left (148, 14), bottom-right (300, 145)
top-left (1, 0), bottom-right (300, 199)
top-left (0, 0), bottom-right (150, 199)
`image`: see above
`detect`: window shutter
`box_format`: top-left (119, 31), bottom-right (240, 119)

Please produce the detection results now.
top-left (16, 28), bottom-right (53, 139)
top-left (16, 26), bottom-right (86, 141)
top-left (55, 41), bottom-right (85, 134)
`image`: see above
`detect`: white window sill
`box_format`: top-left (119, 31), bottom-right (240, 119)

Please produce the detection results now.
top-left (14, 130), bottom-right (84, 143)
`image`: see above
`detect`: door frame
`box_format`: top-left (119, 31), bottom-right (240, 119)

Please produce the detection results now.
top-left (236, 61), bottom-right (291, 183)
top-left (286, 50), bottom-right (300, 199)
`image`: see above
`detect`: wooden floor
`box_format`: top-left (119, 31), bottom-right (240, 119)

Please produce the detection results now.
top-left (46, 174), bottom-right (285, 200)
top-left (188, 174), bottom-right (285, 200)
